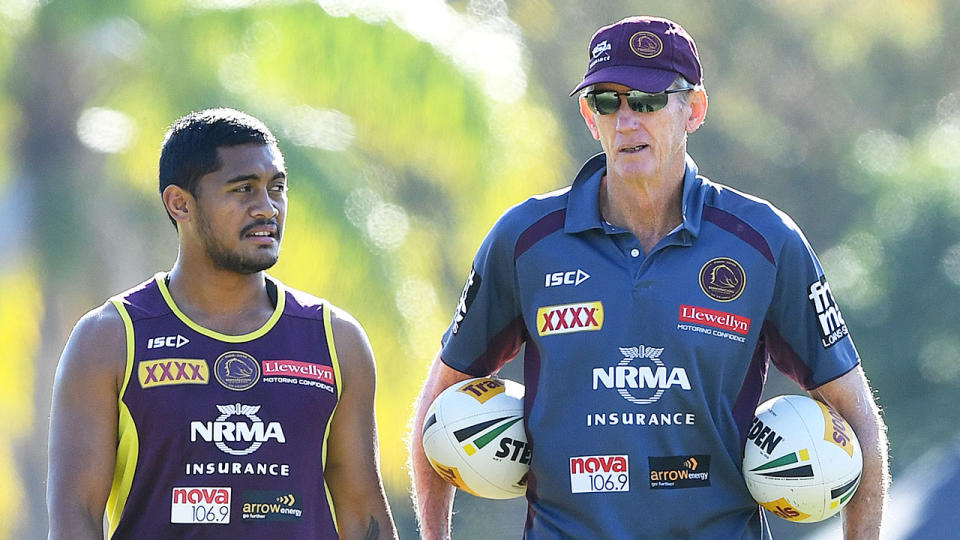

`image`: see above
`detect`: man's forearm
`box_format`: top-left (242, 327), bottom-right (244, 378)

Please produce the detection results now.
top-left (841, 409), bottom-right (889, 539)
top-left (409, 386), bottom-right (456, 540)
top-left (410, 448), bottom-right (456, 540)
top-left (48, 506), bottom-right (105, 540)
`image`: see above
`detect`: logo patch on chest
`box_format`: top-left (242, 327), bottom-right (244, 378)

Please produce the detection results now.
top-left (262, 360), bottom-right (336, 393)
top-left (678, 305), bottom-right (751, 335)
top-left (242, 490), bottom-right (303, 522)
top-left (214, 351), bottom-right (261, 391)
top-left (544, 268), bottom-right (591, 288)
top-left (648, 455), bottom-right (711, 489)
top-left (139, 359), bottom-right (209, 388)
top-left (171, 486), bottom-right (231, 524)
top-left (147, 334), bottom-right (190, 349)
top-left (699, 257), bottom-right (746, 302)
top-left (190, 403), bottom-right (286, 456)
top-left (570, 454), bottom-right (629, 493)
top-left (536, 301), bottom-right (604, 336)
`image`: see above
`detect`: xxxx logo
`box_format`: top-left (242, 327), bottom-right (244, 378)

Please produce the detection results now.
top-left (536, 301), bottom-right (604, 336)
top-left (139, 359), bottom-right (208, 388)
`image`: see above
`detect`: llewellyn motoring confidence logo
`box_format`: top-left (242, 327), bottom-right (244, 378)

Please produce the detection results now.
top-left (699, 257), bottom-right (746, 302)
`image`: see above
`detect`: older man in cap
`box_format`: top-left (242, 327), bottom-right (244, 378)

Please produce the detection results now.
top-left (410, 16), bottom-right (888, 539)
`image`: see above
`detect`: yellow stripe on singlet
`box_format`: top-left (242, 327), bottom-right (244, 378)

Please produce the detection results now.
top-left (154, 272), bottom-right (286, 342)
top-left (321, 302), bottom-right (343, 534)
top-left (106, 298), bottom-right (139, 538)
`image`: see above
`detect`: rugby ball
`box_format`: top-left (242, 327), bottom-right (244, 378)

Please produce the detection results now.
top-left (422, 377), bottom-right (528, 499)
top-left (743, 395), bottom-right (862, 523)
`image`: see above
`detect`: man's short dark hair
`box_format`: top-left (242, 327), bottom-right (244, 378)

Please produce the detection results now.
top-left (158, 107), bottom-right (278, 226)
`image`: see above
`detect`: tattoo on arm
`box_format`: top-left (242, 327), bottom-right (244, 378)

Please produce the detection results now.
top-left (363, 516), bottom-right (380, 540)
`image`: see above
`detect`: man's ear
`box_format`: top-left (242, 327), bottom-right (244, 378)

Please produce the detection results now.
top-left (162, 184), bottom-right (194, 225)
top-left (685, 88), bottom-right (708, 133)
top-left (579, 97), bottom-right (601, 141)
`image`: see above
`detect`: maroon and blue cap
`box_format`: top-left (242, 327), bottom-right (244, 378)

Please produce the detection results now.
top-left (570, 16), bottom-right (702, 96)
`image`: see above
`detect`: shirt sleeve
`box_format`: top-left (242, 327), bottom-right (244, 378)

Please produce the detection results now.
top-left (763, 219), bottom-right (860, 389)
top-left (440, 214), bottom-right (526, 377)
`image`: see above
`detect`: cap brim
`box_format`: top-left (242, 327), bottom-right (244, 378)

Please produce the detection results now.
top-left (569, 67), bottom-right (678, 96)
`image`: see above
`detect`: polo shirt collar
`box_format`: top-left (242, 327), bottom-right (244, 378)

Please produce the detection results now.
top-left (564, 152), bottom-right (706, 239)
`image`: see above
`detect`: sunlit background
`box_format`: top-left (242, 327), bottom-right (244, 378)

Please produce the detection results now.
top-left (2, 0), bottom-right (959, 537)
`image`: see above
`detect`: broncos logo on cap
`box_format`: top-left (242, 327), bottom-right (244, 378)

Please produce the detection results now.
top-left (630, 31), bottom-right (663, 58)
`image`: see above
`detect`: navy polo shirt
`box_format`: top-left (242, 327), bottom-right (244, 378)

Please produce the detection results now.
top-left (440, 153), bottom-right (859, 539)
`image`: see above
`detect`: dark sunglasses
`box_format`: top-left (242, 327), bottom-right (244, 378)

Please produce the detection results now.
top-left (584, 88), bottom-right (692, 115)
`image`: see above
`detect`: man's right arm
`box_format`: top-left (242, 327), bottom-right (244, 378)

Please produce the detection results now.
top-left (47, 303), bottom-right (126, 539)
top-left (408, 351), bottom-right (474, 540)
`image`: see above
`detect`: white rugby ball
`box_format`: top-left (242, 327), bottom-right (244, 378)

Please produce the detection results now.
top-left (743, 395), bottom-right (863, 523)
top-left (422, 377), bottom-right (528, 499)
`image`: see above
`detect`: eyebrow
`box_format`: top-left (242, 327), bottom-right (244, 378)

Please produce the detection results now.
top-left (224, 171), bottom-right (287, 184)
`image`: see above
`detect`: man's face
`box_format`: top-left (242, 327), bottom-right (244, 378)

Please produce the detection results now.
top-left (581, 83), bottom-right (699, 182)
top-left (192, 143), bottom-right (287, 274)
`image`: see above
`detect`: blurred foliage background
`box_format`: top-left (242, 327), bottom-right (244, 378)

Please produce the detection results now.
top-left (1, 0), bottom-right (958, 537)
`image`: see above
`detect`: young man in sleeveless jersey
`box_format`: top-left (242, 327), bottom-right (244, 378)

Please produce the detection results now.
top-left (409, 16), bottom-right (889, 539)
top-left (48, 108), bottom-right (397, 539)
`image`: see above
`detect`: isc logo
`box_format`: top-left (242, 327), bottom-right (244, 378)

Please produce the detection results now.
top-left (544, 269), bottom-right (590, 288)
top-left (148, 335), bottom-right (190, 349)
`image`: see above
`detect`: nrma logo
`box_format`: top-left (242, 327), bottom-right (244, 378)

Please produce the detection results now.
top-left (593, 345), bottom-right (691, 405)
top-left (191, 403), bottom-right (285, 456)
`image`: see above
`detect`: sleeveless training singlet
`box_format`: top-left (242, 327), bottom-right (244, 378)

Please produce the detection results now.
top-left (105, 273), bottom-right (341, 539)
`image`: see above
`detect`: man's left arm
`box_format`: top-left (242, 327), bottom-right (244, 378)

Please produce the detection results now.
top-left (809, 365), bottom-right (889, 540)
top-left (324, 307), bottom-right (398, 540)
